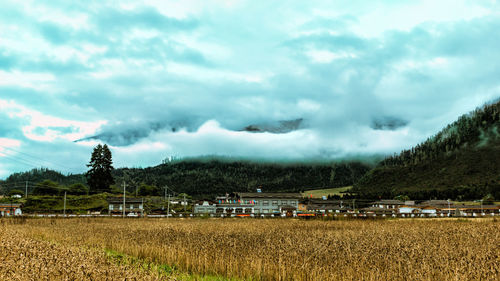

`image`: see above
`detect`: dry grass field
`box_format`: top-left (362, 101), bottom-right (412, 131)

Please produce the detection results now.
top-left (1, 217), bottom-right (499, 281)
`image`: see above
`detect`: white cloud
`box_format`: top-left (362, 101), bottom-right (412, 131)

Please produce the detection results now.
top-left (306, 49), bottom-right (357, 63)
top-left (0, 99), bottom-right (106, 142)
top-left (351, 0), bottom-right (491, 37)
top-left (0, 70), bottom-right (55, 90)
top-left (0, 138), bottom-right (21, 156)
top-left (0, 0), bottom-right (499, 177)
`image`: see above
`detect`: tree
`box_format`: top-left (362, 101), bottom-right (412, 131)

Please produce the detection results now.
top-left (85, 144), bottom-right (115, 193)
top-left (8, 189), bottom-right (24, 197)
top-left (67, 183), bottom-right (88, 195)
top-left (393, 195), bottom-right (410, 201)
top-left (138, 183), bottom-right (161, 196)
top-left (482, 194), bottom-right (495, 205)
top-left (33, 180), bottom-right (60, 195)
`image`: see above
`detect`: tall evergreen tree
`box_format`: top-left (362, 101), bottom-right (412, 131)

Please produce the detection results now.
top-left (85, 144), bottom-right (115, 193)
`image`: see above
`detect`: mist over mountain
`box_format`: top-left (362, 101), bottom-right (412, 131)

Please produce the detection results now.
top-left (241, 118), bottom-right (305, 133)
top-left (353, 99), bottom-right (500, 200)
top-left (371, 116), bottom-right (408, 131)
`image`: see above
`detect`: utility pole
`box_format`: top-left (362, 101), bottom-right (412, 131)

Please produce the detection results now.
top-left (63, 191), bottom-right (67, 217)
top-left (25, 181), bottom-right (28, 198)
top-left (183, 194), bottom-right (186, 213)
top-left (123, 181), bottom-right (126, 218)
top-left (447, 199), bottom-right (451, 217)
top-left (481, 199), bottom-right (483, 216)
top-left (167, 194), bottom-right (170, 219)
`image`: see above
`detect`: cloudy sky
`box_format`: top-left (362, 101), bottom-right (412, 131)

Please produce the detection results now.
top-left (0, 0), bottom-right (499, 178)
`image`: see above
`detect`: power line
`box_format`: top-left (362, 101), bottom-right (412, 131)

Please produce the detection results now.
top-left (0, 145), bottom-right (82, 173)
top-left (0, 153), bottom-right (43, 169)
top-left (0, 144), bottom-right (71, 170)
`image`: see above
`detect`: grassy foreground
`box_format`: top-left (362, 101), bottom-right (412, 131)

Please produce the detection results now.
top-left (1, 217), bottom-right (499, 280)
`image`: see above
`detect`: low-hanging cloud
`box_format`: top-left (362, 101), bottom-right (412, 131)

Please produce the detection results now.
top-left (0, 0), bottom-right (499, 178)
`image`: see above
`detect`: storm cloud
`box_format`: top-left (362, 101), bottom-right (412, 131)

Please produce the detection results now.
top-left (1, 0), bottom-right (499, 178)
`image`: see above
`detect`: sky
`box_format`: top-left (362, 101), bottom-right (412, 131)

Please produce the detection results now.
top-left (1, 0), bottom-right (499, 178)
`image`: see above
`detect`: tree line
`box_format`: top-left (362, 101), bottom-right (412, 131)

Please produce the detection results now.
top-left (380, 99), bottom-right (500, 167)
top-left (1, 158), bottom-right (372, 199)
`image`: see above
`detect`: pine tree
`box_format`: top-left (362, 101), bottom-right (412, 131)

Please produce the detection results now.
top-left (85, 144), bottom-right (115, 193)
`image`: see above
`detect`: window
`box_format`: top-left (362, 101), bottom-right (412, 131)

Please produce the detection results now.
top-left (129, 204), bottom-right (134, 209)
top-left (119, 204), bottom-right (123, 210)
top-left (109, 204), bottom-right (114, 210)
top-left (139, 204), bottom-right (143, 209)
top-left (272, 200), bottom-right (278, 206)
top-left (289, 200), bottom-right (296, 205)
top-left (263, 200), bottom-right (269, 206)
top-left (263, 209), bottom-right (269, 213)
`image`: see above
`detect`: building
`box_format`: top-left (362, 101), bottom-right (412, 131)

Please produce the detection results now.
top-left (420, 206), bottom-right (438, 215)
top-left (361, 206), bottom-right (395, 215)
top-left (419, 200), bottom-right (450, 207)
top-left (0, 203), bottom-right (22, 216)
top-left (307, 204), bottom-right (351, 214)
top-left (371, 200), bottom-right (406, 209)
top-left (398, 205), bottom-right (421, 214)
top-left (107, 197), bottom-right (144, 216)
top-left (193, 200), bottom-right (217, 214)
top-left (217, 192), bottom-right (302, 216)
top-left (298, 201), bottom-right (308, 212)
top-left (304, 199), bottom-right (352, 214)
top-left (443, 205), bottom-right (500, 216)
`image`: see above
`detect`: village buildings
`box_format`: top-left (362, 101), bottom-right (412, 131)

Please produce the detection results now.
top-left (194, 192), bottom-right (302, 217)
top-left (193, 191), bottom-right (500, 218)
top-left (0, 203), bottom-right (22, 216)
top-left (107, 197), bottom-right (144, 216)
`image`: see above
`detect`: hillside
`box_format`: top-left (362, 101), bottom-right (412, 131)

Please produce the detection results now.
top-left (1, 160), bottom-right (372, 198)
top-left (113, 160), bottom-right (371, 198)
top-left (353, 99), bottom-right (500, 200)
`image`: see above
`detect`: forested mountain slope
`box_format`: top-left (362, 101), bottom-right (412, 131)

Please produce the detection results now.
top-left (353, 99), bottom-right (500, 200)
top-left (113, 159), bottom-right (371, 198)
top-left (1, 160), bottom-right (372, 198)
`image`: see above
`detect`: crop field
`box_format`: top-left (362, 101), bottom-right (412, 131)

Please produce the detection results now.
top-left (1, 218), bottom-right (499, 281)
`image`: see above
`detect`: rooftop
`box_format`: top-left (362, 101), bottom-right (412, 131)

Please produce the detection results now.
top-left (234, 192), bottom-right (302, 199)
top-left (107, 197), bottom-right (145, 204)
top-left (0, 203), bottom-right (22, 208)
top-left (419, 200), bottom-right (450, 206)
top-left (372, 200), bottom-right (405, 205)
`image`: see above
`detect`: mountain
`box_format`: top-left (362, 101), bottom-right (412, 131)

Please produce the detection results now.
top-left (0, 159), bottom-right (372, 198)
top-left (370, 116), bottom-right (408, 130)
top-left (353, 99), bottom-right (500, 200)
top-left (241, 118), bottom-right (304, 133)
top-left (112, 158), bottom-right (371, 198)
